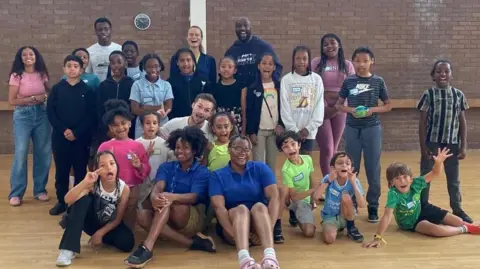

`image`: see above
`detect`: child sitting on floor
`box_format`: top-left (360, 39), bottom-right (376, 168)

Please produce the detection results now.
top-left (313, 151), bottom-right (366, 244)
top-left (364, 148), bottom-right (480, 248)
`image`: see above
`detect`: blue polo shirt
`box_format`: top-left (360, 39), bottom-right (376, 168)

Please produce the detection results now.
top-left (209, 161), bottom-right (276, 210)
top-left (155, 161), bottom-right (210, 205)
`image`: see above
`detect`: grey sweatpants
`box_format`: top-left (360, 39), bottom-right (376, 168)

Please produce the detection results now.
top-left (343, 124), bottom-right (382, 209)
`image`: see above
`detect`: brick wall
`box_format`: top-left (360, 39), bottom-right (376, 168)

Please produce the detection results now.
top-left (0, 0), bottom-right (479, 153)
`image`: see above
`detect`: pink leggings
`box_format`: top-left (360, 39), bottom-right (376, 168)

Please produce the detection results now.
top-left (315, 112), bottom-right (346, 176)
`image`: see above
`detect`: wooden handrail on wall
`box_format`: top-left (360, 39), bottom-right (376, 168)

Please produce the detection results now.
top-left (0, 99), bottom-right (479, 111)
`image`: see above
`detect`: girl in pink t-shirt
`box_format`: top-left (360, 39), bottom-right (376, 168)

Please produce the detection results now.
top-left (312, 34), bottom-right (355, 178)
top-left (8, 46), bottom-right (52, 207)
top-left (98, 99), bottom-right (151, 229)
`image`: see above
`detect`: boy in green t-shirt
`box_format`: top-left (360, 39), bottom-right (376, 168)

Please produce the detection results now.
top-left (277, 131), bottom-right (319, 238)
top-left (364, 148), bottom-right (480, 248)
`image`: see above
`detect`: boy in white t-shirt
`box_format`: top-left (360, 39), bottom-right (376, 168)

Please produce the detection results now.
top-left (86, 17), bottom-right (122, 81)
top-left (136, 112), bottom-right (174, 209)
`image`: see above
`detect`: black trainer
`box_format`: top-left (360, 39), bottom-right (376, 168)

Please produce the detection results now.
top-left (49, 202), bottom-right (67, 216)
top-left (189, 233), bottom-right (216, 253)
top-left (273, 223), bottom-right (285, 244)
top-left (347, 227), bottom-right (364, 242)
top-left (289, 210), bottom-right (298, 227)
top-left (367, 207), bottom-right (379, 223)
top-left (454, 209), bottom-right (473, 224)
top-left (125, 244), bottom-right (153, 268)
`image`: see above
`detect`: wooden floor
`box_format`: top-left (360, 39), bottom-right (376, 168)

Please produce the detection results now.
top-left (1, 151), bottom-right (480, 268)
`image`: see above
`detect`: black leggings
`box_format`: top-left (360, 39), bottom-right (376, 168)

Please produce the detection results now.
top-left (58, 194), bottom-right (134, 253)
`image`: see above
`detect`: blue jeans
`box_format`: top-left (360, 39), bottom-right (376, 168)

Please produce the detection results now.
top-left (343, 124), bottom-right (382, 209)
top-left (9, 104), bottom-right (52, 199)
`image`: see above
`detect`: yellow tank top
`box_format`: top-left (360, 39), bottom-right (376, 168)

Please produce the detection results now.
top-left (207, 142), bottom-right (230, 171)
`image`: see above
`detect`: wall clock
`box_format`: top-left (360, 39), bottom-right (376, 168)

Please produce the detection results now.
top-left (134, 13), bottom-right (151, 31)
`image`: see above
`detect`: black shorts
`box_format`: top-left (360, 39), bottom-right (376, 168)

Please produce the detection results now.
top-left (411, 203), bottom-right (448, 231)
top-left (300, 139), bottom-right (315, 152)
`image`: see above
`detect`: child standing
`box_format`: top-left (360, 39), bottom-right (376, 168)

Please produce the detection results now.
top-left (280, 45), bottom-right (324, 156)
top-left (364, 148), bottom-right (480, 249)
top-left (312, 33), bottom-right (355, 177)
top-left (95, 51), bottom-right (135, 163)
top-left (55, 151), bottom-right (134, 266)
top-left (276, 131), bottom-right (317, 238)
top-left (47, 55), bottom-right (96, 216)
top-left (123, 40), bottom-right (142, 80)
top-left (246, 52), bottom-right (284, 174)
top-left (417, 60), bottom-right (472, 223)
top-left (168, 48), bottom-right (211, 119)
top-left (98, 100), bottom-right (151, 229)
top-left (202, 112), bottom-right (236, 171)
top-left (335, 46), bottom-right (392, 223)
top-left (130, 53), bottom-right (174, 138)
top-left (313, 152), bottom-right (366, 244)
top-left (210, 57), bottom-right (246, 133)
top-left (136, 111), bottom-right (174, 208)
top-left (86, 17), bottom-right (122, 81)
top-left (8, 46), bottom-right (51, 206)
top-left (62, 48), bottom-right (101, 92)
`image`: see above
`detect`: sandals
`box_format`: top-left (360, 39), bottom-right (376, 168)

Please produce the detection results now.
top-left (261, 257), bottom-right (280, 269)
top-left (240, 258), bottom-right (261, 269)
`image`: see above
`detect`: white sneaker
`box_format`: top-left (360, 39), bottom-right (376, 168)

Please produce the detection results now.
top-left (56, 249), bottom-right (75, 266)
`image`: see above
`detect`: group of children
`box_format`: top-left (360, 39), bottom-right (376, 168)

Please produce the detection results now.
top-left (6, 15), bottom-right (479, 269)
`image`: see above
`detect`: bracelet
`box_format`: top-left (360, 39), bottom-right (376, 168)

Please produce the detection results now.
top-left (374, 234), bottom-right (387, 244)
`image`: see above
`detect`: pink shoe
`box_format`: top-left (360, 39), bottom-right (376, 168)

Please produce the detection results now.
top-left (36, 193), bottom-right (50, 202)
top-left (241, 258), bottom-right (261, 269)
top-left (261, 256), bottom-right (280, 269)
top-left (9, 197), bottom-right (21, 206)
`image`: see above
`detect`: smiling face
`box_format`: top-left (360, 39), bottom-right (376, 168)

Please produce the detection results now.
top-left (123, 44), bottom-right (138, 67)
top-left (433, 62), bottom-right (452, 88)
top-left (145, 58), bottom-right (161, 82)
top-left (212, 115), bottom-right (233, 143)
top-left (63, 60), bottom-right (82, 79)
top-left (178, 52), bottom-right (194, 74)
top-left (229, 138), bottom-right (252, 166)
top-left (97, 153), bottom-right (118, 183)
top-left (74, 50), bottom-right (89, 69)
top-left (142, 114), bottom-right (159, 139)
top-left (219, 58), bottom-right (236, 80)
top-left (258, 55), bottom-right (275, 80)
top-left (109, 54), bottom-right (126, 78)
top-left (330, 155), bottom-right (352, 180)
top-left (175, 138), bottom-right (194, 163)
top-left (391, 174), bottom-right (413, 194)
top-left (95, 22), bottom-right (112, 45)
top-left (21, 47), bottom-right (36, 67)
top-left (187, 27), bottom-right (203, 49)
top-left (235, 18), bottom-right (252, 42)
top-left (109, 115), bottom-right (131, 139)
top-left (191, 98), bottom-right (214, 124)
top-left (322, 37), bottom-right (340, 59)
top-left (294, 50), bottom-right (309, 75)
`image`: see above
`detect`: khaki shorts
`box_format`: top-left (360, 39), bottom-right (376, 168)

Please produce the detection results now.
top-left (322, 215), bottom-right (346, 230)
top-left (178, 204), bottom-right (206, 236)
top-left (289, 200), bottom-right (314, 225)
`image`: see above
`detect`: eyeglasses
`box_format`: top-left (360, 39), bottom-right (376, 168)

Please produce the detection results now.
top-left (231, 146), bottom-right (251, 154)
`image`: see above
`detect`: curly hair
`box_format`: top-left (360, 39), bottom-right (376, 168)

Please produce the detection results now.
top-left (9, 46), bottom-right (49, 80)
top-left (209, 111), bottom-right (238, 137)
top-left (102, 99), bottom-right (134, 125)
top-left (139, 111), bottom-right (161, 125)
top-left (275, 130), bottom-right (301, 151)
top-left (166, 126), bottom-right (208, 159)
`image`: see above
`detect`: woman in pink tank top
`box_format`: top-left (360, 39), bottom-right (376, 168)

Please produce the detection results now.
top-left (311, 34), bottom-right (355, 179)
top-left (7, 46), bottom-right (52, 206)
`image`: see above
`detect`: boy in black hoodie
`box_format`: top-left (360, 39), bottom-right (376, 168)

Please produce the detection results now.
top-left (224, 17), bottom-right (283, 87)
top-left (168, 48), bottom-right (211, 119)
top-left (94, 50), bottom-right (135, 161)
top-left (47, 55), bottom-right (96, 215)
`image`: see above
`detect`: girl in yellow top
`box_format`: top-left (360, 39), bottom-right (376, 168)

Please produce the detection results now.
top-left (202, 112), bottom-right (237, 171)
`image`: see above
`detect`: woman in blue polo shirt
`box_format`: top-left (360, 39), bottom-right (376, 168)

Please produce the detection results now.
top-left (209, 135), bottom-right (280, 269)
top-left (125, 127), bottom-right (216, 268)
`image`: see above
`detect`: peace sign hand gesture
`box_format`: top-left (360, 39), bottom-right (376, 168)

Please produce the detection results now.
top-left (129, 151), bottom-right (141, 168)
top-left (147, 141), bottom-right (156, 157)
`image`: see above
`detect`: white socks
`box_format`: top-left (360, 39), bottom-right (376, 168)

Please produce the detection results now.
top-left (238, 249), bottom-right (251, 265)
top-left (264, 247), bottom-right (276, 258)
